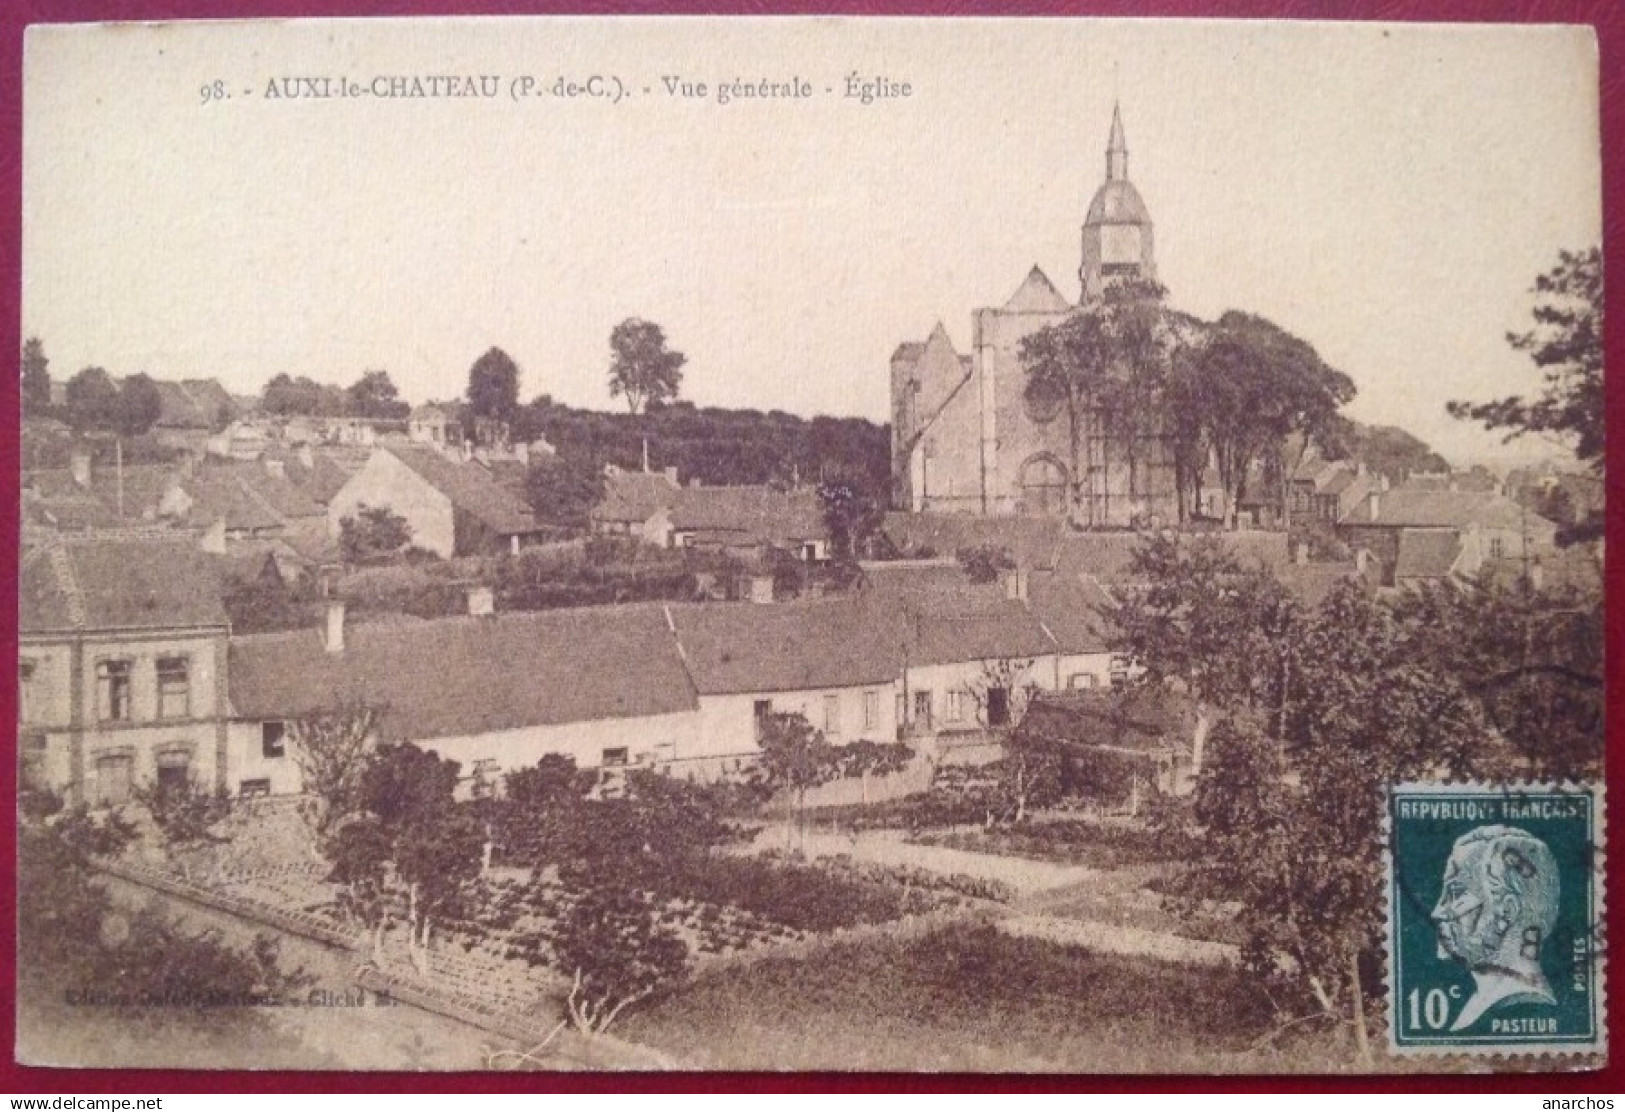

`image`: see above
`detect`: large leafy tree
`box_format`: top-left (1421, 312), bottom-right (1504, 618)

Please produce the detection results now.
top-left (63, 366), bottom-right (121, 431)
top-left (1018, 278), bottom-right (1175, 524)
top-left (524, 452), bottom-right (606, 534)
top-left (754, 710), bottom-right (834, 849)
top-left (21, 336), bottom-right (51, 414)
top-left (286, 700), bottom-right (380, 856)
top-left (1449, 246), bottom-right (1603, 540)
top-left (338, 504), bottom-right (413, 564)
top-left (607, 318), bottom-right (686, 414)
top-left (115, 372), bottom-right (164, 437)
top-left (345, 369), bottom-right (410, 420)
top-left (261, 373), bottom-right (345, 417)
top-left (467, 346), bottom-right (521, 427)
top-left (1134, 574), bottom-right (1489, 1062)
top-left (1190, 311), bottom-right (1355, 526)
top-left (355, 743), bottom-right (484, 973)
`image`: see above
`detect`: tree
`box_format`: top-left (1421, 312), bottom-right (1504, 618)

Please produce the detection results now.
top-left (358, 743), bottom-right (484, 973)
top-left (286, 701), bottom-right (379, 855)
top-left (817, 480), bottom-right (883, 564)
top-left (18, 802), bottom-right (310, 1038)
top-left (1018, 280), bottom-right (1162, 523)
top-left (956, 544), bottom-right (1015, 585)
top-left (1190, 311), bottom-right (1355, 527)
top-left (63, 366), bottom-right (121, 431)
top-left (21, 336), bottom-right (51, 414)
top-left (754, 711), bottom-right (834, 849)
top-left (551, 883), bottom-right (688, 1036)
top-left (524, 453), bottom-right (605, 533)
top-left (1449, 247), bottom-right (1603, 539)
top-left (1319, 418), bottom-right (1451, 486)
top-left (326, 816), bottom-right (395, 961)
top-left (133, 774), bottom-right (233, 881)
top-left (115, 372), bottom-right (164, 437)
top-left (1107, 533), bottom-right (1299, 715)
top-left (261, 373), bottom-right (344, 418)
top-left (339, 504), bottom-right (413, 564)
top-left (1118, 553), bottom-right (1491, 1061)
top-left (345, 369), bottom-right (410, 420)
top-left (607, 318), bottom-right (686, 415)
top-left (467, 347), bottom-right (521, 428)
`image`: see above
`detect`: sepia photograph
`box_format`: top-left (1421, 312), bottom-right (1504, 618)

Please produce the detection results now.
top-left (14, 15), bottom-right (1606, 1075)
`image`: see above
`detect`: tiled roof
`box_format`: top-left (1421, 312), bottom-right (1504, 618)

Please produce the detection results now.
top-left (20, 532), bottom-right (229, 634)
top-left (591, 470), bottom-right (680, 525)
top-left (891, 341), bottom-right (926, 365)
top-left (1018, 687), bottom-right (1198, 755)
top-left (177, 469), bottom-right (287, 533)
top-left (1276, 559), bottom-right (1374, 607)
top-left (229, 603), bottom-right (696, 740)
top-left (385, 446), bottom-right (541, 536)
top-left (1050, 529), bottom-right (1291, 584)
top-left (666, 598), bottom-right (899, 695)
top-left (886, 584), bottom-right (1056, 666)
top-left (1002, 266), bottom-right (1071, 314)
top-left (1342, 490), bottom-right (1553, 533)
top-left (1026, 573), bottom-right (1116, 654)
top-left (155, 379), bottom-right (235, 429)
top-left (1393, 529), bottom-right (1465, 581)
top-left (24, 464), bottom-right (178, 525)
top-left (881, 513), bottom-right (1065, 571)
top-left (856, 560), bottom-right (972, 592)
top-left (669, 486), bottom-right (827, 546)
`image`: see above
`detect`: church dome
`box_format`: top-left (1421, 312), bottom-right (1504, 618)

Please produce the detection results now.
top-left (1084, 178), bottom-right (1151, 226)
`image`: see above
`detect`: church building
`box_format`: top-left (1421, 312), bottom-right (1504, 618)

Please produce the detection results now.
top-left (890, 105), bottom-right (1179, 526)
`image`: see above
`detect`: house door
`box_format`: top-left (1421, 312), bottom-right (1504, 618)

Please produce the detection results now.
top-left (156, 751), bottom-right (191, 792)
top-left (96, 754), bottom-right (133, 806)
top-left (913, 690), bottom-right (932, 731)
top-left (987, 686), bottom-right (1011, 728)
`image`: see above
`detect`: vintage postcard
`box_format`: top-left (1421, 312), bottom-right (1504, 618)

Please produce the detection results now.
top-left (16, 17), bottom-right (1605, 1073)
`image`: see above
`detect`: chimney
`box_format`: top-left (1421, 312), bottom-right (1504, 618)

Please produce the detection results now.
top-left (665, 466), bottom-right (679, 485)
top-left (324, 600), bottom-right (347, 654)
top-left (1529, 559), bottom-right (1545, 592)
top-left (1368, 492), bottom-right (1380, 521)
top-left (1355, 460), bottom-right (1366, 478)
top-left (514, 441), bottom-right (529, 466)
top-left (467, 585), bottom-right (494, 617)
top-left (1354, 548), bottom-right (1369, 575)
top-left (70, 450), bottom-right (92, 489)
top-left (1004, 568), bottom-right (1029, 602)
top-left (264, 458), bottom-right (286, 480)
top-left (1294, 541), bottom-right (1310, 566)
top-left (296, 443), bottom-right (314, 470)
top-left (748, 574), bottom-right (775, 604)
top-left (1379, 475), bottom-right (1391, 492)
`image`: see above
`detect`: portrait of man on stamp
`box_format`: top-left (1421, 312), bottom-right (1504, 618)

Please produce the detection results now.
top-left (1430, 825), bottom-right (1560, 1031)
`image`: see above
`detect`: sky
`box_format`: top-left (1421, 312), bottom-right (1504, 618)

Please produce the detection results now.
top-left (22, 17), bottom-right (1601, 467)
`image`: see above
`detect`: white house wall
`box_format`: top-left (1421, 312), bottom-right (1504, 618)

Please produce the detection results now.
top-left (327, 450), bottom-right (457, 557)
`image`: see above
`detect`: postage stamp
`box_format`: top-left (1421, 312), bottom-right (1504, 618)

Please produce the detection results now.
top-left (1387, 782), bottom-right (1605, 1056)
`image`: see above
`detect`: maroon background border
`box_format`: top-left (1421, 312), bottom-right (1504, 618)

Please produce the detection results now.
top-left (0, 0), bottom-right (1619, 1095)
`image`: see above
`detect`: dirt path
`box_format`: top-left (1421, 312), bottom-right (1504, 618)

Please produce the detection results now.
top-left (760, 826), bottom-right (1239, 968)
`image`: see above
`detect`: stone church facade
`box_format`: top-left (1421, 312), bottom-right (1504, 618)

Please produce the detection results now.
top-left (890, 105), bottom-right (1179, 527)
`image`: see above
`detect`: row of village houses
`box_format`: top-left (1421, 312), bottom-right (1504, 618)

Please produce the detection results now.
top-left (19, 529), bottom-right (1134, 808)
top-left (24, 437), bottom-right (1566, 595)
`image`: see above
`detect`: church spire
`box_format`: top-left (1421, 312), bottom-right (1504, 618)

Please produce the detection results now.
top-left (1106, 101), bottom-right (1128, 182)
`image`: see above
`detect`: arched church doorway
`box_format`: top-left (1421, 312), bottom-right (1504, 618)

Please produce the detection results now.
top-left (1019, 455), bottom-right (1069, 517)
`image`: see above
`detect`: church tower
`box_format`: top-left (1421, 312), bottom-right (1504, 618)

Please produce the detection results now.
top-left (1079, 103), bottom-right (1157, 302)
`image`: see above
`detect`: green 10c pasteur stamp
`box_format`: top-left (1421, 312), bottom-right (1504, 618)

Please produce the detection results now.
top-left (1387, 782), bottom-right (1605, 1057)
